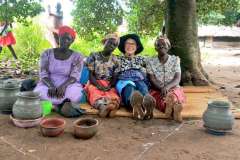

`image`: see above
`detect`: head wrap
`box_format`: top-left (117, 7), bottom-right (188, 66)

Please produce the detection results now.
top-left (155, 36), bottom-right (171, 50)
top-left (58, 26), bottom-right (76, 39)
top-left (102, 33), bottom-right (120, 45)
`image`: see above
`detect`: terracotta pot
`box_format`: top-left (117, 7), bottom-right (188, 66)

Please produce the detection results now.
top-left (0, 79), bottom-right (20, 114)
top-left (203, 100), bottom-right (234, 132)
top-left (40, 118), bottom-right (66, 137)
top-left (73, 118), bottom-right (99, 139)
top-left (12, 91), bottom-right (42, 120)
top-left (10, 114), bottom-right (43, 128)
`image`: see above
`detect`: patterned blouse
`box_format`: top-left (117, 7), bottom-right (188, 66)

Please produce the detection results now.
top-left (86, 52), bottom-right (118, 81)
top-left (116, 55), bottom-right (147, 81)
top-left (146, 55), bottom-right (181, 86)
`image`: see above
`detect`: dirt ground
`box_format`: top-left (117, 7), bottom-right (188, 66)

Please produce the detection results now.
top-left (1, 47), bottom-right (240, 160)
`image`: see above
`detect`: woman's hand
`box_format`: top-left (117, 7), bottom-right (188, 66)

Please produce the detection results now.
top-left (47, 87), bottom-right (57, 98)
top-left (56, 84), bottom-right (67, 99)
top-left (103, 85), bottom-right (112, 92)
top-left (160, 86), bottom-right (170, 97)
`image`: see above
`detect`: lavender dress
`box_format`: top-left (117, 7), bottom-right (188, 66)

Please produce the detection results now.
top-left (34, 49), bottom-right (84, 105)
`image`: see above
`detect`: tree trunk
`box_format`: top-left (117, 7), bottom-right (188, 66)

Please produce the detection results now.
top-left (166, 0), bottom-right (209, 86)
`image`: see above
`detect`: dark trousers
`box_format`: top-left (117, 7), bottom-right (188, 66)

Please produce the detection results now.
top-left (121, 81), bottom-right (149, 109)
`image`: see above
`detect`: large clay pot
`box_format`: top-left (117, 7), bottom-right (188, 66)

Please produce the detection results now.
top-left (203, 100), bottom-right (234, 132)
top-left (12, 91), bottom-right (42, 120)
top-left (0, 79), bottom-right (20, 114)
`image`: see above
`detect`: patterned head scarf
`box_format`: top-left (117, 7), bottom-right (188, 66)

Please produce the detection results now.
top-left (155, 36), bottom-right (171, 50)
top-left (102, 33), bottom-right (120, 45)
top-left (58, 26), bottom-right (77, 39)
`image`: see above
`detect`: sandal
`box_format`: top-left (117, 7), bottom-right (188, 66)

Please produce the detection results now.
top-left (143, 94), bottom-right (156, 120)
top-left (108, 99), bottom-right (120, 118)
top-left (130, 91), bottom-right (144, 120)
top-left (173, 104), bottom-right (183, 123)
top-left (99, 104), bottom-right (111, 118)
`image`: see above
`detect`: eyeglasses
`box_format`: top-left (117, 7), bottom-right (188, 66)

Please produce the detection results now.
top-left (125, 42), bottom-right (136, 46)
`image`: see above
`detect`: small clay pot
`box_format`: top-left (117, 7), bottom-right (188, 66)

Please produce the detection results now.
top-left (40, 118), bottom-right (66, 137)
top-left (73, 118), bottom-right (99, 139)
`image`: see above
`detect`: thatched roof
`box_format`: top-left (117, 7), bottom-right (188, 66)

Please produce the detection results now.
top-left (198, 25), bottom-right (240, 37)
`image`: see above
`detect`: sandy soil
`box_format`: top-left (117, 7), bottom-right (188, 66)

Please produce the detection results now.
top-left (1, 47), bottom-right (240, 160)
top-left (201, 48), bottom-right (240, 107)
top-left (1, 115), bottom-right (240, 160)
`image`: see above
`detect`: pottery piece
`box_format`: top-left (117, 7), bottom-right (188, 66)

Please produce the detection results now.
top-left (10, 114), bottom-right (43, 128)
top-left (203, 100), bottom-right (234, 133)
top-left (0, 79), bottom-right (20, 114)
top-left (73, 118), bottom-right (99, 139)
top-left (12, 91), bottom-right (42, 119)
top-left (40, 118), bottom-right (66, 137)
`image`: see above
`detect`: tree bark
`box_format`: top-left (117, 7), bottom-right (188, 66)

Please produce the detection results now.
top-left (166, 0), bottom-right (209, 86)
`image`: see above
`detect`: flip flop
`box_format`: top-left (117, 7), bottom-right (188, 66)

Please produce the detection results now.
top-left (99, 104), bottom-right (111, 118)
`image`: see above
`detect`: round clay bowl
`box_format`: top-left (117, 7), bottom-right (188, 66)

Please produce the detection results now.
top-left (73, 118), bottom-right (99, 139)
top-left (10, 115), bottom-right (43, 128)
top-left (40, 118), bottom-right (66, 137)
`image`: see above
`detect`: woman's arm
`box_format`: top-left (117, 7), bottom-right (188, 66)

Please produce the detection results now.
top-left (149, 74), bottom-right (163, 90)
top-left (165, 72), bottom-right (181, 90)
top-left (89, 71), bottom-right (106, 91)
top-left (39, 51), bottom-right (57, 98)
top-left (56, 53), bottom-right (83, 98)
top-left (56, 77), bottom-right (76, 98)
top-left (109, 72), bottom-right (118, 88)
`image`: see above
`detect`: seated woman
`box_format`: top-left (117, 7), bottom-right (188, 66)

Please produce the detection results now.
top-left (147, 36), bottom-right (186, 122)
top-left (85, 33), bottom-right (120, 118)
top-left (116, 34), bottom-right (155, 120)
top-left (34, 26), bottom-right (84, 113)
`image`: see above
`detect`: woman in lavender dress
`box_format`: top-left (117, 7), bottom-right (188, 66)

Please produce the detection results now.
top-left (34, 26), bottom-right (84, 108)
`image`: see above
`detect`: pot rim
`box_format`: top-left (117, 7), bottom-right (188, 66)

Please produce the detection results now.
top-left (18, 91), bottom-right (40, 99)
top-left (40, 118), bottom-right (66, 129)
top-left (73, 118), bottom-right (99, 128)
top-left (208, 100), bottom-right (230, 108)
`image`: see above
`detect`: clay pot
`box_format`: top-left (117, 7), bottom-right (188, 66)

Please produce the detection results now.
top-left (73, 118), bottom-right (99, 139)
top-left (203, 100), bottom-right (234, 133)
top-left (12, 91), bottom-right (42, 120)
top-left (40, 118), bottom-right (66, 137)
top-left (0, 79), bottom-right (20, 114)
top-left (10, 114), bottom-right (43, 128)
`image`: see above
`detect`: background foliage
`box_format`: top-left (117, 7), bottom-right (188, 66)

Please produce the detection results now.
top-left (1, 0), bottom-right (240, 72)
top-left (72, 0), bottom-right (123, 40)
top-left (0, 0), bottom-right (43, 24)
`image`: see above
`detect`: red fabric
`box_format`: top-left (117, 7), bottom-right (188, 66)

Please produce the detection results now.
top-left (0, 32), bottom-right (16, 46)
top-left (150, 87), bottom-right (186, 112)
top-left (58, 26), bottom-right (76, 39)
top-left (85, 80), bottom-right (120, 106)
